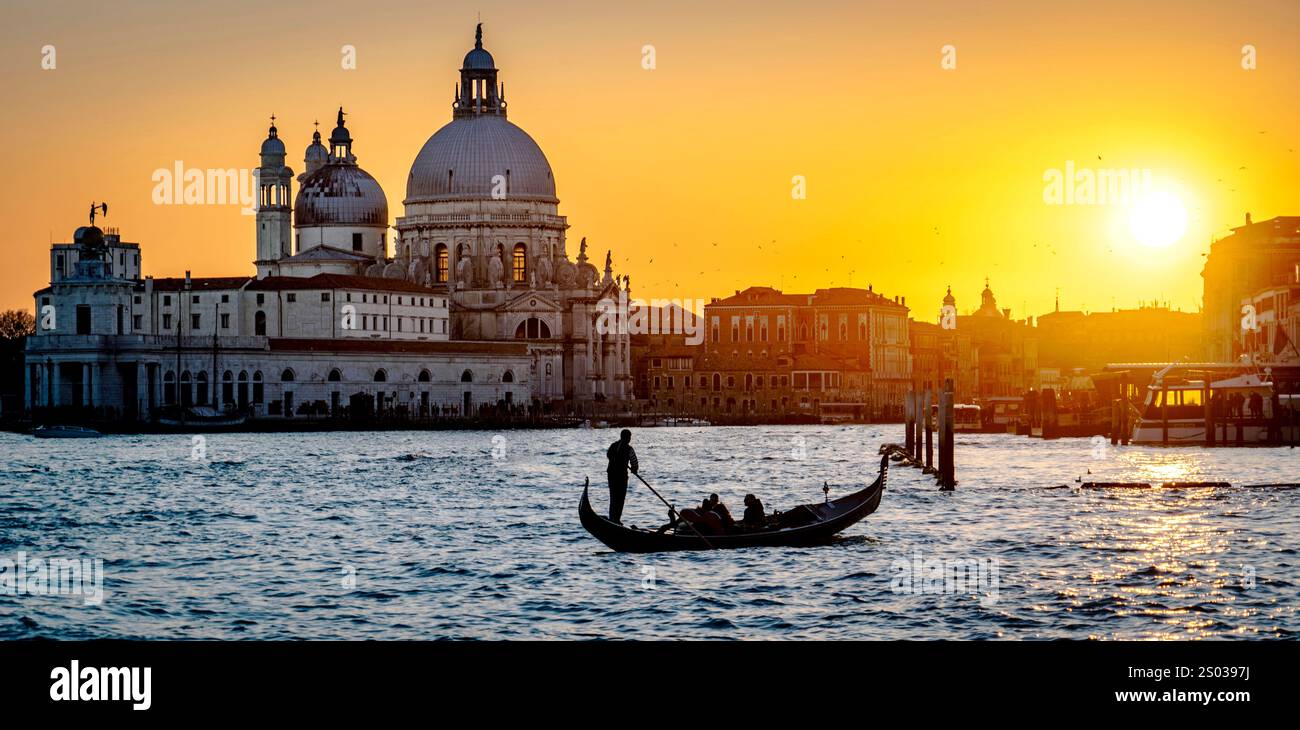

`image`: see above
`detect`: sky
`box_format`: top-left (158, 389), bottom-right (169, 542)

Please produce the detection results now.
top-left (2, 0), bottom-right (1297, 319)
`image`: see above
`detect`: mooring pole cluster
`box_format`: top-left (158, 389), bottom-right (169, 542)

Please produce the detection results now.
top-left (886, 379), bottom-right (955, 489)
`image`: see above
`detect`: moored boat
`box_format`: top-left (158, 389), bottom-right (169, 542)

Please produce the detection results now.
top-left (157, 406), bottom-right (248, 429)
top-left (578, 455), bottom-right (887, 552)
top-left (30, 425), bottom-right (102, 439)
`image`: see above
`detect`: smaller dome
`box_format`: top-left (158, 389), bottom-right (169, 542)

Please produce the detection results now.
top-left (261, 134), bottom-right (285, 156)
top-left (462, 23), bottom-right (495, 69)
top-left (74, 225), bottom-right (104, 248)
top-left (305, 134), bottom-right (328, 164)
top-left (463, 46), bottom-right (495, 70)
top-left (294, 164), bottom-right (389, 227)
top-left (261, 120), bottom-right (285, 156)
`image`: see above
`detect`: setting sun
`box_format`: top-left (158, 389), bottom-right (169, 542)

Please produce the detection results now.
top-left (1129, 190), bottom-right (1189, 249)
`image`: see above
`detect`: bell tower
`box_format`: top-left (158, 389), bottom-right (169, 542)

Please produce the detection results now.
top-left (255, 116), bottom-right (293, 278)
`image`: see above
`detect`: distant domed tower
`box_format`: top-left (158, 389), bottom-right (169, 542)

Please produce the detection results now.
top-left (255, 117), bottom-right (294, 278)
top-left (977, 277), bottom-right (1001, 316)
top-left (301, 122), bottom-right (329, 178)
top-left (293, 108), bottom-right (390, 259)
top-left (943, 285), bottom-right (956, 308)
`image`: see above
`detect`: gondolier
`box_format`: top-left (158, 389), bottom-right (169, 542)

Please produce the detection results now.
top-left (606, 429), bottom-right (639, 523)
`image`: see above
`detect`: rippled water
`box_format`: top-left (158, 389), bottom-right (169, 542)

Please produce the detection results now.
top-left (0, 426), bottom-right (1296, 639)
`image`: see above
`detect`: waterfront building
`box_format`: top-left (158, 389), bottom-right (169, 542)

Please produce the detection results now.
top-left (958, 280), bottom-right (1038, 399)
top-left (1239, 280), bottom-right (1300, 367)
top-left (24, 26), bottom-right (630, 422)
top-left (1037, 302), bottom-right (1201, 373)
top-left (1202, 214), bottom-right (1300, 361)
top-left (688, 286), bottom-right (911, 420)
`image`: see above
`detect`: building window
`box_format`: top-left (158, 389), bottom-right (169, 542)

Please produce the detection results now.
top-left (75, 305), bottom-right (91, 335)
top-left (512, 243), bottom-right (527, 283)
top-left (133, 315), bottom-right (143, 330)
top-left (503, 370), bottom-right (514, 383)
top-left (256, 293), bottom-right (265, 305)
top-left (254, 310), bottom-right (266, 335)
top-left (163, 314), bottom-right (173, 331)
top-left (286, 293), bottom-right (297, 303)
top-left (190, 313), bottom-right (201, 330)
top-left (514, 318), bottom-right (551, 339)
top-left (163, 295), bottom-right (172, 306)
top-left (192, 295), bottom-right (200, 304)
top-left (436, 244), bottom-right (449, 283)
top-left (321, 293), bottom-right (330, 302)
top-left (220, 313), bottom-right (230, 329)
top-left (221, 294), bottom-right (229, 303)
top-left (352, 233), bottom-right (363, 252)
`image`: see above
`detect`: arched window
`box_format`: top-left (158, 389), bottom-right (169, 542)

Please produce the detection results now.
top-left (327, 369), bottom-right (342, 382)
top-left (502, 370), bottom-right (514, 383)
top-left (222, 370), bottom-right (234, 405)
top-left (512, 243), bottom-right (527, 283)
top-left (418, 369), bottom-right (431, 383)
top-left (252, 371), bottom-right (264, 404)
top-left (435, 244), bottom-right (449, 283)
top-left (163, 371), bottom-right (176, 405)
top-left (181, 371), bottom-right (193, 407)
top-left (280, 368), bottom-right (295, 382)
top-left (196, 371), bottom-right (209, 406)
top-left (712, 373), bottom-right (721, 391)
top-left (514, 317), bottom-right (551, 339)
top-left (254, 310), bottom-right (267, 336)
top-left (545, 363), bottom-right (552, 376)
top-left (373, 369), bottom-right (387, 382)
top-left (460, 370), bottom-right (473, 383)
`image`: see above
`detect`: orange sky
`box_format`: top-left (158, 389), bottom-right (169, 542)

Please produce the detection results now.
top-left (3, 0), bottom-right (1297, 319)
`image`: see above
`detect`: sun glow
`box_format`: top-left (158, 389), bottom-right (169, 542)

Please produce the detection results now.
top-left (1128, 191), bottom-right (1189, 249)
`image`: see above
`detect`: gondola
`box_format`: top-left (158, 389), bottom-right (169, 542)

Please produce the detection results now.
top-left (578, 455), bottom-right (888, 553)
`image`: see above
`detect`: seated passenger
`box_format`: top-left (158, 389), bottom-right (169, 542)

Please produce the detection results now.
top-left (657, 499), bottom-right (725, 535)
top-left (742, 494), bottom-right (765, 529)
top-left (707, 493), bottom-right (736, 529)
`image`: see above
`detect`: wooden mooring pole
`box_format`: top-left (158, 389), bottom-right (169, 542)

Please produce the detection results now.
top-left (924, 386), bottom-right (934, 470)
top-left (938, 378), bottom-right (956, 490)
top-left (904, 390), bottom-right (915, 456)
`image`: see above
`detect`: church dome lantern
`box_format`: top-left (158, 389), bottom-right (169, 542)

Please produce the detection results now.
top-left (404, 24), bottom-right (556, 204)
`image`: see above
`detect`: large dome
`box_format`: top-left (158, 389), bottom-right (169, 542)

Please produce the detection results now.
top-left (295, 164), bottom-right (389, 227)
top-left (405, 115), bottom-right (557, 204)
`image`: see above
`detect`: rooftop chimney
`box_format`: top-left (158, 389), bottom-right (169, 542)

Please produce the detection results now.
top-left (1246, 212), bottom-right (1252, 225)
top-left (185, 270), bottom-right (191, 290)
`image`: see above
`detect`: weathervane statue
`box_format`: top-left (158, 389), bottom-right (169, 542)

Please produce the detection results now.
top-left (88, 201), bottom-right (108, 225)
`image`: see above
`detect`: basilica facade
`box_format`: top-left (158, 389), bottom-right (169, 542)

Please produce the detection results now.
top-left (24, 26), bottom-right (632, 422)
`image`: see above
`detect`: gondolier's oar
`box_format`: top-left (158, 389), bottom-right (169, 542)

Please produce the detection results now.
top-left (632, 472), bottom-right (715, 549)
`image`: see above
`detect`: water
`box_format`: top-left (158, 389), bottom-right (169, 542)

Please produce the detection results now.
top-left (0, 426), bottom-right (1296, 640)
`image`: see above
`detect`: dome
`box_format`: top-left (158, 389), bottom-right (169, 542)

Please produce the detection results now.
top-left (405, 115), bottom-right (556, 203)
top-left (463, 23), bottom-right (495, 70)
top-left (74, 225), bottom-right (105, 248)
top-left (294, 164), bottom-right (389, 227)
top-left (463, 46), bottom-right (495, 70)
top-left (261, 134), bottom-right (285, 156)
top-left (304, 134), bottom-right (328, 164)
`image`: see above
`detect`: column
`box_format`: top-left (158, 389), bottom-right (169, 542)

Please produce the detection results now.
top-left (50, 362), bottom-right (60, 407)
top-left (24, 364), bottom-right (34, 414)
